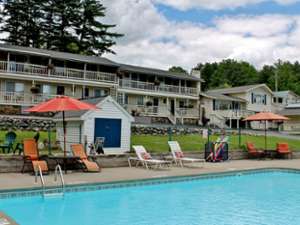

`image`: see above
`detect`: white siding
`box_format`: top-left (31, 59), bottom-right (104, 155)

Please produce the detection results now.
top-left (56, 121), bottom-right (83, 154)
top-left (82, 98), bottom-right (132, 154)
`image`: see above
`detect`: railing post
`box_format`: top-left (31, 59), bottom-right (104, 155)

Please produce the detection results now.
top-left (7, 53), bottom-right (10, 72)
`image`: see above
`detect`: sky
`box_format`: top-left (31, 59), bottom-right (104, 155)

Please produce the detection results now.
top-left (102, 0), bottom-right (300, 71)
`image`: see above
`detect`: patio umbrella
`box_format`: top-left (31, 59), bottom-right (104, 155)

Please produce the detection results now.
top-left (25, 96), bottom-right (97, 158)
top-left (244, 112), bottom-right (289, 150)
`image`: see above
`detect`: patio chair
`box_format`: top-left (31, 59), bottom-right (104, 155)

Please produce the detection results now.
top-left (0, 131), bottom-right (17, 154)
top-left (22, 138), bottom-right (48, 174)
top-left (246, 142), bottom-right (265, 159)
top-left (276, 143), bottom-right (292, 159)
top-left (71, 144), bottom-right (101, 172)
top-left (132, 145), bottom-right (171, 169)
top-left (168, 141), bottom-right (205, 167)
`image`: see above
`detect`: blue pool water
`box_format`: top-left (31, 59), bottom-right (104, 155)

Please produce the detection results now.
top-left (1, 171), bottom-right (300, 225)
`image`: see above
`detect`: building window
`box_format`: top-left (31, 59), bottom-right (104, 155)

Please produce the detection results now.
top-left (124, 94), bottom-right (128, 105)
top-left (117, 93), bottom-right (124, 105)
top-left (6, 81), bottom-right (15, 92)
top-left (252, 93), bottom-right (267, 105)
top-left (42, 84), bottom-right (51, 94)
top-left (15, 83), bottom-right (24, 93)
top-left (278, 97), bottom-right (283, 104)
top-left (137, 96), bottom-right (144, 106)
top-left (94, 89), bottom-right (101, 98)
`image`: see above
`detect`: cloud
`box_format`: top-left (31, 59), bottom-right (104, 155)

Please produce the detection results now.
top-left (153, 0), bottom-right (300, 11)
top-left (102, 0), bottom-right (300, 71)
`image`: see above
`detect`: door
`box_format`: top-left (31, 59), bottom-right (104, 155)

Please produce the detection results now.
top-left (170, 99), bottom-right (175, 115)
top-left (153, 98), bottom-right (159, 114)
top-left (57, 86), bottom-right (65, 95)
top-left (94, 118), bottom-right (122, 148)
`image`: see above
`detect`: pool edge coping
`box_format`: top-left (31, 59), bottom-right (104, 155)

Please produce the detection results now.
top-left (0, 167), bottom-right (299, 199)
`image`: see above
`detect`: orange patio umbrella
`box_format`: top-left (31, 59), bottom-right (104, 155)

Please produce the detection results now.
top-left (26, 96), bottom-right (97, 158)
top-left (244, 112), bottom-right (289, 150)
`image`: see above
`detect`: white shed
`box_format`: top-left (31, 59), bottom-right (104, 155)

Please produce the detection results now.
top-left (55, 96), bottom-right (134, 154)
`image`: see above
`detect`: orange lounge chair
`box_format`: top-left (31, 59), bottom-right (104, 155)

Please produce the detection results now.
top-left (22, 138), bottom-right (48, 173)
top-left (71, 144), bottom-right (100, 172)
top-left (276, 143), bottom-right (292, 159)
top-left (246, 142), bottom-right (265, 159)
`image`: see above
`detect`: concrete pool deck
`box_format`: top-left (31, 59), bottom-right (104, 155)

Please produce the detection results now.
top-left (1, 159), bottom-right (300, 191)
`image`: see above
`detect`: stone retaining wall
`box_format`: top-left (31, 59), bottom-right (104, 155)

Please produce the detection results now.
top-left (1, 150), bottom-right (298, 173)
top-left (131, 125), bottom-right (203, 135)
top-left (0, 116), bottom-right (55, 131)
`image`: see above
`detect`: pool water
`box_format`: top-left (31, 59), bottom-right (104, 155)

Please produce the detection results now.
top-left (1, 171), bottom-right (300, 225)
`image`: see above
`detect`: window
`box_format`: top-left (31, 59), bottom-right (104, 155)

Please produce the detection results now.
top-left (124, 94), bottom-right (128, 105)
top-left (278, 98), bottom-right (283, 104)
top-left (117, 93), bottom-right (124, 105)
top-left (15, 83), bottom-right (24, 93)
top-left (42, 85), bottom-right (51, 94)
top-left (94, 88), bottom-right (108, 97)
top-left (137, 96), bottom-right (144, 106)
top-left (6, 81), bottom-right (15, 92)
top-left (252, 93), bottom-right (267, 105)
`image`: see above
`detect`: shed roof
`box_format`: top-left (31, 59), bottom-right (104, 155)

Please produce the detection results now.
top-left (0, 44), bottom-right (119, 67)
top-left (54, 96), bottom-right (134, 121)
top-left (119, 64), bottom-right (203, 82)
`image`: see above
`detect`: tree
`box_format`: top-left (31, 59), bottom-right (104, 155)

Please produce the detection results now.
top-left (41, 0), bottom-right (81, 52)
top-left (1, 0), bottom-right (44, 47)
top-left (168, 66), bottom-right (188, 74)
top-left (1, 0), bottom-right (123, 55)
top-left (75, 0), bottom-right (123, 55)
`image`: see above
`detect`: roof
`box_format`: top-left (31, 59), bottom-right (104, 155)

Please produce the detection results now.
top-left (201, 92), bottom-right (247, 102)
top-left (54, 96), bottom-right (134, 121)
top-left (280, 108), bottom-right (300, 116)
top-left (273, 90), bottom-right (299, 98)
top-left (119, 64), bottom-right (203, 82)
top-left (54, 97), bottom-right (106, 119)
top-left (0, 44), bottom-right (119, 67)
top-left (207, 84), bottom-right (273, 95)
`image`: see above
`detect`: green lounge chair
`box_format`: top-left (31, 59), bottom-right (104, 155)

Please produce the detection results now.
top-left (0, 131), bottom-right (17, 154)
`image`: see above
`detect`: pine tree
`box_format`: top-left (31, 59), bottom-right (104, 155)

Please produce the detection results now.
top-left (1, 0), bottom-right (44, 47)
top-left (41, 0), bottom-right (81, 52)
top-left (75, 0), bottom-right (123, 55)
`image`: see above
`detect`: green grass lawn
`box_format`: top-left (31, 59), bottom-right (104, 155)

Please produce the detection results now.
top-left (0, 130), bottom-right (299, 154)
top-left (131, 134), bottom-right (300, 153)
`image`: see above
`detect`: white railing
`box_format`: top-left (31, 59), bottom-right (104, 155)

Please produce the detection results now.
top-left (0, 91), bottom-right (59, 105)
top-left (122, 104), bottom-right (170, 117)
top-left (176, 108), bottom-right (199, 118)
top-left (0, 61), bottom-right (117, 84)
top-left (119, 79), bottom-right (198, 96)
top-left (121, 104), bottom-right (199, 118)
top-left (213, 109), bottom-right (254, 118)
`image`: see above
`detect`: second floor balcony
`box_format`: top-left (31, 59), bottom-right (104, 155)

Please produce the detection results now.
top-left (119, 79), bottom-right (199, 97)
top-left (0, 61), bottom-right (117, 84)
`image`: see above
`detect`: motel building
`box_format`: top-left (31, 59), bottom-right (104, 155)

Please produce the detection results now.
top-left (0, 44), bottom-right (203, 126)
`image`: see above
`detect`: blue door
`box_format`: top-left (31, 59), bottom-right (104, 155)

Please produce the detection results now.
top-left (94, 118), bottom-right (122, 148)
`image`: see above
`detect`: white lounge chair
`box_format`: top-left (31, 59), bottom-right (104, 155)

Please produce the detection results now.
top-left (168, 141), bottom-right (205, 167)
top-left (132, 145), bottom-right (171, 169)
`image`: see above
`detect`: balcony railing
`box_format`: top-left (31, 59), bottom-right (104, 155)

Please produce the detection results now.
top-left (0, 91), bottom-right (59, 106)
top-left (213, 109), bottom-right (254, 118)
top-left (119, 79), bottom-right (198, 96)
top-left (121, 104), bottom-right (199, 118)
top-left (176, 108), bottom-right (199, 118)
top-left (0, 61), bottom-right (117, 84)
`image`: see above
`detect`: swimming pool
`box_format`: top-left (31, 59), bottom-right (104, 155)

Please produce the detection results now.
top-left (1, 169), bottom-right (300, 225)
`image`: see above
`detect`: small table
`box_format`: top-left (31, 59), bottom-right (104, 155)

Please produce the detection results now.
top-left (48, 155), bottom-right (80, 173)
top-left (264, 150), bottom-right (278, 159)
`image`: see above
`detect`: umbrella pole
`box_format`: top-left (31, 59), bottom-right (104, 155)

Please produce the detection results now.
top-left (63, 111), bottom-right (67, 173)
top-left (265, 120), bottom-right (267, 151)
